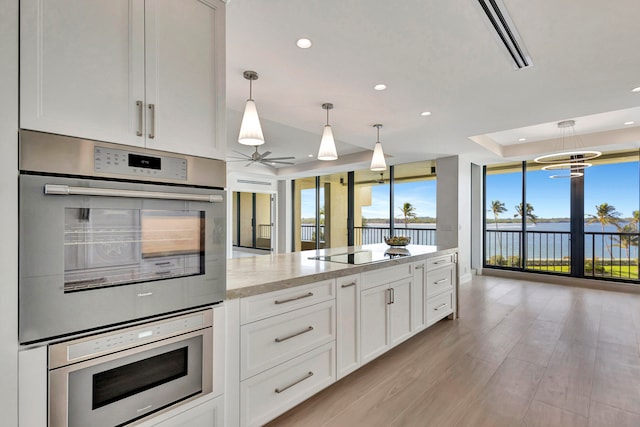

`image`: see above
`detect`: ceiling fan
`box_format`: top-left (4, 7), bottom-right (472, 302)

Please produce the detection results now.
top-left (228, 146), bottom-right (295, 167)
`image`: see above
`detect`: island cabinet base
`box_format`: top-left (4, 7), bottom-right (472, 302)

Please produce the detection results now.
top-left (225, 250), bottom-right (458, 427)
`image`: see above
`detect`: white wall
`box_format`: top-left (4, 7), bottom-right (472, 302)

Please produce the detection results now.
top-left (0, 0), bottom-right (19, 424)
top-left (436, 156), bottom-right (472, 284)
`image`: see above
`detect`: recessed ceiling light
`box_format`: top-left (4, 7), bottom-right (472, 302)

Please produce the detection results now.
top-left (632, 87), bottom-right (640, 93)
top-left (518, 138), bottom-right (527, 142)
top-left (624, 121), bottom-right (635, 125)
top-left (308, 154), bottom-right (314, 157)
top-left (296, 38), bottom-right (312, 49)
top-left (420, 111), bottom-right (432, 116)
top-left (373, 84), bottom-right (387, 91)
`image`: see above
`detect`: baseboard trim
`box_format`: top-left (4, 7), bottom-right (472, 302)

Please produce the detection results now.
top-left (482, 268), bottom-right (640, 295)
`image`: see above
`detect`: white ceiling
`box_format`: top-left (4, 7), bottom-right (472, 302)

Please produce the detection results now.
top-left (225, 0), bottom-right (640, 174)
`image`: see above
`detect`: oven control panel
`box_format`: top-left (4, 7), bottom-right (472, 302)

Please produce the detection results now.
top-left (94, 146), bottom-right (187, 181)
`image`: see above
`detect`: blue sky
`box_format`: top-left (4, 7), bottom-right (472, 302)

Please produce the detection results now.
top-left (486, 162), bottom-right (639, 219)
top-left (300, 180), bottom-right (437, 220)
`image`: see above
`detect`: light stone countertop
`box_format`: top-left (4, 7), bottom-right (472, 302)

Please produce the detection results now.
top-left (226, 244), bottom-right (457, 299)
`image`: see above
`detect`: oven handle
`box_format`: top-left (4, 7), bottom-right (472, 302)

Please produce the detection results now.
top-left (44, 184), bottom-right (223, 203)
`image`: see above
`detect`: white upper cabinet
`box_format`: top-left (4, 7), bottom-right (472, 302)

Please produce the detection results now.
top-left (20, 0), bottom-right (226, 160)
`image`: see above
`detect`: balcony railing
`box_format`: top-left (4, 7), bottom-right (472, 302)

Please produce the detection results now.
top-left (300, 224), bottom-right (436, 246)
top-left (485, 229), bottom-right (640, 281)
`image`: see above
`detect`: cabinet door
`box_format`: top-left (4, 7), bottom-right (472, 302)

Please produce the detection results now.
top-left (360, 284), bottom-right (389, 364)
top-left (389, 277), bottom-right (412, 347)
top-left (337, 274), bottom-right (360, 379)
top-left (21, 0), bottom-right (145, 146)
top-left (145, 0), bottom-right (226, 160)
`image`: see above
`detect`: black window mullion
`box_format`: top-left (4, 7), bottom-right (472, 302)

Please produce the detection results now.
top-left (389, 165), bottom-right (395, 237)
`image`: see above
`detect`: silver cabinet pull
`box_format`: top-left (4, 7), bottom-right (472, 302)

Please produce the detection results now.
top-left (415, 265), bottom-right (424, 270)
top-left (136, 404), bottom-right (153, 413)
top-left (386, 288), bottom-right (392, 305)
top-left (341, 282), bottom-right (356, 288)
top-left (275, 372), bottom-right (314, 394)
top-left (136, 100), bottom-right (143, 136)
top-left (434, 278), bottom-right (448, 284)
top-left (274, 292), bottom-right (314, 305)
top-left (390, 287), bottom-right (395, 304)
top-left (148, 103), bottom-right (156, 139)
top-left (434, 303), bottom-right (448, 310)
top-left (137, 292), bottom-right (153, 297)
top-left (274, 326), bottom-right (314, 343)
top-left (44, 184), bottom-right (223, 203)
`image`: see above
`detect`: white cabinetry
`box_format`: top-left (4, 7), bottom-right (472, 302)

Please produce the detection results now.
top-left (423, 254), bottom-right (456, 326)
top-left (237, 280), bottom-right (337, 427)
top-left (360, 264), bottom-right (413, 365)
top-left (336, 274), bottom-right (360, 379)
top-left (20, 0), bottom-right (225, 160)
top-left (139, 396), bottom-right (224, 427)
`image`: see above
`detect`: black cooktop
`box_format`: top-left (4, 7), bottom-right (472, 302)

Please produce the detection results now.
top-left (309, 248), bottom-right (411, 264)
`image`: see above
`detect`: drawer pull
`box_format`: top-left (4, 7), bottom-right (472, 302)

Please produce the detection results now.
top-left (434, 303), bottom-right (448, 311)
top-left (275, 326), bottom-right (314, 343)
top-left (415, 265), bottom-right (424, 270)
top-left (275, 371), bottom-right (314, 394)
top-left (341, 282), bottom-right (357, 288)
top-left (274, 292), bottom-right (314, 305)
top-left (434, 278), bottom-right (448, 284)
top-left (433, 260), bottom-right (447, 265)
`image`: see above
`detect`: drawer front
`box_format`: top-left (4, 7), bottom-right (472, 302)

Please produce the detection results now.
top-left (425, 254), bottom-right (454, 271)
top-left (240, 279), bottom-right (335, 324)
top-left (361, 263), bottom-right (412, 290)
top-left (426, 265), bottom-right (454, 297)
top-left (241, 300), bottom-right (335, 379)
top-left (240, 342), bottom-right (336, 427)
top-left (426, 291), bottom-right (453, 326)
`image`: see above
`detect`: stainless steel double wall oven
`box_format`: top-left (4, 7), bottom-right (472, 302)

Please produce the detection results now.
top-left (19, 130), bottom-right (227, 344)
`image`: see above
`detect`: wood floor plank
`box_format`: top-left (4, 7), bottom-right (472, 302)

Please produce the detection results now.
top-left (588, 401), bottom-right (640, 427)
top-left (509, 319), bottom-right (564, 367)
top-left (534, 340), bottom-right (597, 417)
top-left (524, 400), bottom-right (588, 427)
top-left (591, 342), bottom-right (640, 415)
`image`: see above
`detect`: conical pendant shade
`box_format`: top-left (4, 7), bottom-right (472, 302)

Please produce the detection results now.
top-left (238, 99), bottom-right (265, 146)
top-left (370, 141), bottom-right (386, 171)
top-left (317, 125), bottom-right (338, 160)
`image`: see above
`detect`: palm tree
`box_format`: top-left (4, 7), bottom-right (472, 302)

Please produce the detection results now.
top-left (514, 202), bottom-right (538, 224)
top-left (489, 200), bottom-right (507, 258)
top-left (398, 202), bottom-right (417, 228)
top-left (613, 223), bottom-right (639, 260)
top-left (586, 203), bottom-right (621, 258)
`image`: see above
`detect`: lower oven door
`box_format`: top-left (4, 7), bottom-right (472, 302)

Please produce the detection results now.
top-left (49, 327), bottom-right (213, 427)
top-left (19, 174), bottom-right (226, 343)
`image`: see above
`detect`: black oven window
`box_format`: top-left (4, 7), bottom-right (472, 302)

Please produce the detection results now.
top-left (63, 208), bottom-right (205, 292)
top-left (92, 347), bottom-right (189, 410)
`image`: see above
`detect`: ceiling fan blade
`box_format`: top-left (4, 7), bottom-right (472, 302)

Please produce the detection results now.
top-left (261, 160), bottom-right (294, 165)
top-left (257, 151), bottom-right (271, 160)
top-left (232, 150), bottom-right (251, 158)
top-left (244, 162), bottom-right (254, 167)
top-left (263, 156), bottom-right (295, 161)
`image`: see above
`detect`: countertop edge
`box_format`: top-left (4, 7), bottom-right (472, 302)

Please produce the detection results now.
top-left (226, 246), bottom-right (457, 300)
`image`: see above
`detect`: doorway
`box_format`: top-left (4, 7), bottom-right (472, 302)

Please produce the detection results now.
top-left (232, 191), bottom-right (274, 254)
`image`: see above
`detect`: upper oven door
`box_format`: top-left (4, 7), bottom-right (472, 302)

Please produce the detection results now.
top-left (19, 175), bottom-right (226, 343)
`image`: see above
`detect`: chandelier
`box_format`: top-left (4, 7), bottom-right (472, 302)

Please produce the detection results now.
top-left (534, 120), bottom-right (601, 178)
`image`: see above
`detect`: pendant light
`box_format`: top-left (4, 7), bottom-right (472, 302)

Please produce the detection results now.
top-left (317, 103), bottom-right (338, 161)
top-left (370, 124), bottom-right (386, 171)
top-left (238, 70), bottom-right (265, 146)
top-left (534, 120), bottom-right (601, 179)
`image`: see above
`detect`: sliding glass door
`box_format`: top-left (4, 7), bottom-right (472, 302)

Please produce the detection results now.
top-left (233, 191), bottom-right (273, 251)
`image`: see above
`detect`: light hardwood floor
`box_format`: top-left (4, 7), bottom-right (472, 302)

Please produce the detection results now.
top-left (266, 275), bottom-right (640, 427)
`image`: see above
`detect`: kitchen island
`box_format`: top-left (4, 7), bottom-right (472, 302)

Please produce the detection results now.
top-left (225, 244), bottom-right (458, 427)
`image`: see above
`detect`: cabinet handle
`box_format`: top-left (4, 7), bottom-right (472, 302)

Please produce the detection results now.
top-left (136, 100), bottom-right (143, 136)
top-left (434, 303), bottom-right (448, 311)
top-left (386, 288), bottom-right (392, 305)
top-left (415, 265), bottom-right (424, 270)
top-left (274, 326), bottom-right (314, 343)
top-left (274, 292), bottom-right (314, 305)
top-left (434, 278), bottom-right (448, 284)
top-left (433, 260), bottom-right (446, 265)
top-left (391, 287), bottom-right (395, 304)
top-left (341, 282), bottom-right (356, 288)
top-left (275, 371), bottom-right (314, 394)
top-left (148, 103), bottom-right (156, 139)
